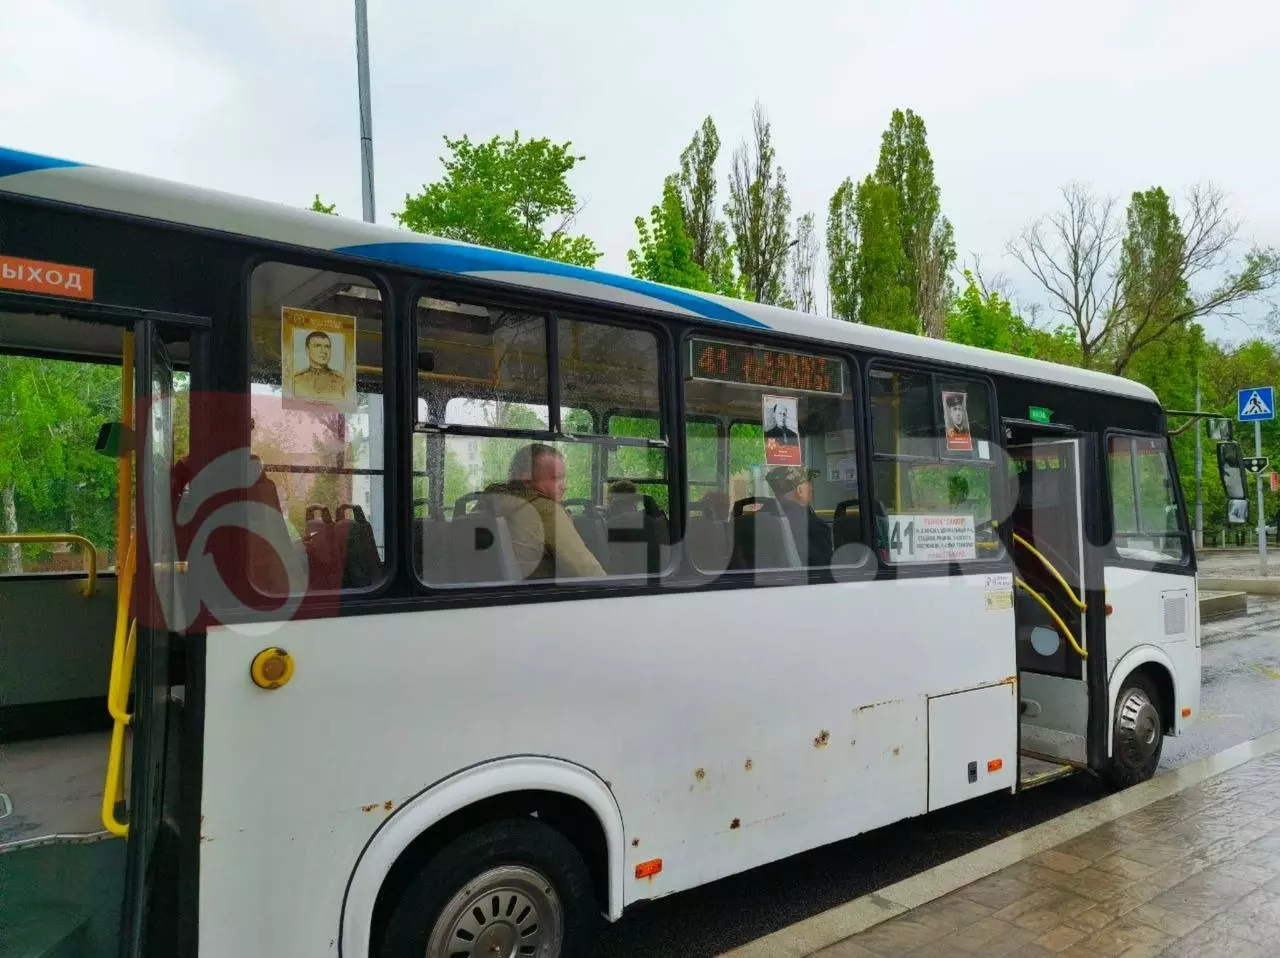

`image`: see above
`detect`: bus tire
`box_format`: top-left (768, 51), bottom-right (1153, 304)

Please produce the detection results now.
top-left (378, 818), bottom-right (597, 958)
top-left (1106, 673), bottom-right (1163, 789)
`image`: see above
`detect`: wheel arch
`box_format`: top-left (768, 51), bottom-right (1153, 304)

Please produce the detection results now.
top-left (340, 756), bottom-right (625, 958)
top-left (1107, 646), bottom-right (1177, 757)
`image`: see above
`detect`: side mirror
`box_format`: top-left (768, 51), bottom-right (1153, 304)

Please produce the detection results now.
top-left (1218, 440), bottom-right (1249, 523)
top-left (1206, 418), bottom-right (1233, 442)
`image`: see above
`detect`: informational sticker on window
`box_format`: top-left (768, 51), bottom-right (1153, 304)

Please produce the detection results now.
top-left (984, 572), bottom-right (1014, 611)
top-left (884, 513), bottom-right (977, 563)
top-left (826, 454), bottom-right (858, 483)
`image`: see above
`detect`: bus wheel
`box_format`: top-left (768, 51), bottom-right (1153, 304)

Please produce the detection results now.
top-left (1107, 674), bottom-right (1163, 789)
top-left (379, 818), bottom-right (597, 958)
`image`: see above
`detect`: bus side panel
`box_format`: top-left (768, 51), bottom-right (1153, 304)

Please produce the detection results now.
top-left (199, 573), bottom-right (1013, 957)
top-left (1103, 566), bottom-right (1200, 744)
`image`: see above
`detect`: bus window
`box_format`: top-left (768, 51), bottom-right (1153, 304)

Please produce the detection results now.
top-left (870, 367), bottom-right (1001, 565)
top-left (0, 353), bottom-right (121, 575)
top-left (1108, 435), bottom-right (1188, 562)
top-left (248, 262), bottom-right (387, 595)
top-left (413, 300), bottom-right (668, 584)
top-left (683, 337), bottom-right (861, 575)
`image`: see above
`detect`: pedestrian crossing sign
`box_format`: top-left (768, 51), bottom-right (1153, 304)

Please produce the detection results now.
top-left (1238, 386), bottom-right (1275, 422)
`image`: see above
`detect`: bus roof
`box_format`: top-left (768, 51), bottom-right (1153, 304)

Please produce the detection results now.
top-left (0, 145), bottom-right (1158, 404)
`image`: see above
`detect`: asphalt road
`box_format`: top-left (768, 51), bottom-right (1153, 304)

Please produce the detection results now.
top-left (594, 591), bottom-right (1280, 958)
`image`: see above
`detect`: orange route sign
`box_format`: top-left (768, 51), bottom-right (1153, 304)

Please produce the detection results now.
top-left (0, 255), bottom-right (94, 300)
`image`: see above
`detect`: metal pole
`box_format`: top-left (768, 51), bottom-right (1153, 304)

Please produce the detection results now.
top-left (1258, 419), bottom-right (1268, 575)
top-left (1194, 375), bottom-right (1203, 550)
top-left (354, 0), bottom-right (376, 223)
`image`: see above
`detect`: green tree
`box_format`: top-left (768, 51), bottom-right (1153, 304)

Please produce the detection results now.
top-left (397, 132), bottom-right (602, 267)
top-left (1010, 183), bottom-right (1280, 374)
top-left (309, 195), bottom-right (337, 215)
top-left (946, 271), bottom-right (1079, 363)
top-left (725, 102), bottom-right (791, 305)
top-left (0, 356), bottom-right (119, 573)
top-left (854, 177), bottom-right (915, 332)
top-left (628, 176), bottom-right (714, 291)
top-left (827, 178), bottom-right (861, 322)
top-left (678, 117), bottom-right (721, 270)
top-left (873, 109), bottom-right (955, 336)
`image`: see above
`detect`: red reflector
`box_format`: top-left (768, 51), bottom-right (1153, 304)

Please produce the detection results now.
top-left (1104, 603), bottom-right (1114, 616)
top-left (635, 858), bottom-right (663, 879)
top-left (1181, 707), bottom-right (1192, 718)
top-left (987, 759), bottom-right (1003, 773)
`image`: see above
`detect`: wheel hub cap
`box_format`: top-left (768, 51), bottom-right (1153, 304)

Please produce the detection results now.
top-left (1117, 688), bottom-right (1160, 763)
top-left (427, 864), bottom-right (562, 958)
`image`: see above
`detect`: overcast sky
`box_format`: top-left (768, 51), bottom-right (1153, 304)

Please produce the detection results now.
top-left (3, 0), bottom-right (1277, 341)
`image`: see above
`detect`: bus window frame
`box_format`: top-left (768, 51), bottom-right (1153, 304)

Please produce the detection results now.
top-left (677, 326), bottom-right (873, 580)
top-left (408, 279), bottom-right (680, 594)
top-left (1102, 428), bottom-right (1194, 573)
top-left (863, 357), bottom-right (1009, 578)
top-left (240, 252), bottom-right (400, 607)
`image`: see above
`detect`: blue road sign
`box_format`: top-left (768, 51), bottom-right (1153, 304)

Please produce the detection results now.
top-left (1239, 386), bottom-right (1276, 422)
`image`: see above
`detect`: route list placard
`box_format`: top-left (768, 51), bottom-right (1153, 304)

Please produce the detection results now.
top-left (884, 513), bottom-right (977, 563)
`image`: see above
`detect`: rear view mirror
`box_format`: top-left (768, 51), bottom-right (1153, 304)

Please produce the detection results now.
top-left (1206, 418), bottom-right (1233, 442)
top-left (1218, 441), bottom-right (1248, 525)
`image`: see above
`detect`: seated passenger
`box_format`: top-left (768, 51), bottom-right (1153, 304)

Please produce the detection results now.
top-left (606, 479), bottom-right (638, 518)
top-left (487, 443), bottom-right (605, 579)
top-left (765, 466), bottom-right (833, 568)
top-left (698, 490), bottom-right (730, 522)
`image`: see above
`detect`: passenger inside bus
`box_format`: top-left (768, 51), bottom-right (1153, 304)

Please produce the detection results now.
top-left (485, 443), bottom-right (605, 579)
top-left (765, 465), bottom-right (834, 568)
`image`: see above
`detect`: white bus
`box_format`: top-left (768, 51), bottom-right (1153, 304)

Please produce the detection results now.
top-left (0, 145), bottom-right (1223, 958)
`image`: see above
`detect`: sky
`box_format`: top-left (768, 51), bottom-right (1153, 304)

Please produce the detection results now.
top-left (2, 0), bottom-right (1278, 342)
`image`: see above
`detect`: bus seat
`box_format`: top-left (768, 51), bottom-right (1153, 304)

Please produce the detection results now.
top-left (335, 504), bottom-right (381, 588)
top-left (685, 512), bottom-right (731, 573)
top-left (563, 498), bottom-right (608, 564)
top-left (303, 504), bottom-right (342, 591)
top-left (446, 511), bottom-right (521, 584)
top-left (605, 494), bottom-right (670, 575)
top-left (729, 498), bottom-right (801, 570)
top-left (452, 492), bottom-right (487, 520)
top-left (833, 498), bottom-right (863, 548)
top-left (412, 514), bottom-right (448, 581)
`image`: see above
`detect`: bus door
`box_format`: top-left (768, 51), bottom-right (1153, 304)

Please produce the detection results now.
top-left (1006, 433), bottom-right (1091, 771)
top-left (119, 319), bottom-right (183, 958)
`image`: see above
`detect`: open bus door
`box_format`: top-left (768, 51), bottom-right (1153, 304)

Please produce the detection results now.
top-left (118, 319), bottom-right (181, 958)
top-left (1005, 424), bottom-right (1094, 788)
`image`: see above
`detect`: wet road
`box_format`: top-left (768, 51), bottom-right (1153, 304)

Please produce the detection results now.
top-left (595, 590), bottom-right (1280, 958)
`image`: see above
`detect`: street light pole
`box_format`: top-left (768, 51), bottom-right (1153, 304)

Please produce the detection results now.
top-left (1194, 372), bottom-right (1203, 550)
top-left (354, 0), bottom-right (376, 224)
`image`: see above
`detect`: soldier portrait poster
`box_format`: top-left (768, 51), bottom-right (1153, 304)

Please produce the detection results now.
top-left (281, 307), bottom-right (357, 412)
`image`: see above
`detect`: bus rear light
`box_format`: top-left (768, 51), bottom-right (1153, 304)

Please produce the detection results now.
top-left (635, 859), bottom-right (662, 879)
top-left (987, 759), bottom-right (1003, 773)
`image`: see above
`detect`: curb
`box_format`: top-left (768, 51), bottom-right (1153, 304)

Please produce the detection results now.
top-left (718, 727), bottom-right (1280, 958)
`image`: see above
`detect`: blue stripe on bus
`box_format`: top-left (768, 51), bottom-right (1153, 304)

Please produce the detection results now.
top-left (0, 147), bottom-right (82, 179)
top-left (336, 241), bottom-right (766, 329)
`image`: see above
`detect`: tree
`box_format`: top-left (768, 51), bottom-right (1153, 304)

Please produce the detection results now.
top-left (0, 356), bottom-right (119, 573)
top-left (1009, 182), bottom-right (1280, 374)
top-left (725, 102), bottom-right (792, 305)
top-left (827, 178), bottom-right (860, 322)
top-left (397, 132), bottom-right (601, 267)
top-left (309, 195), bottom-right (337, 215)
top-left (786, 212), bottom-right (820, 314)
top-left (946, 270), bottom-right (1078, 363)
top-left (677, 117), bottom-right (721, 269)
top-left (627, 176), bottom-right (713, 291)
top-left (854, 177), bottom-right (915, 332)
top-left (874, 109), bottom-right (955, 337)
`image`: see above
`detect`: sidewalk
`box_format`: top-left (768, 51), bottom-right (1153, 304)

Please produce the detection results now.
top-left (724, 730), bottom-right (1280, 958)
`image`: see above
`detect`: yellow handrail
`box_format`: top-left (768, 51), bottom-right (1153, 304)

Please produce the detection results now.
top-left (1015, 576), bottom-right (1088, 660)
top-left (103, 329), bottom-right (136, 839)
top-left (0, 533), bottom-right (98, 597)
top-left (1012, 533), bottom-right (1087, 611)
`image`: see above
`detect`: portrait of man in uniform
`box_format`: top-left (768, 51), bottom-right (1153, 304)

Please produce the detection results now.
top-left (293, 331), bottom-right (345, 401)
top-left (281, 307), bottom-right (357, 411)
